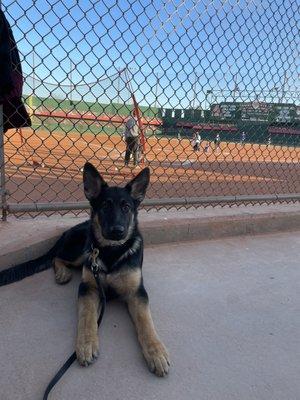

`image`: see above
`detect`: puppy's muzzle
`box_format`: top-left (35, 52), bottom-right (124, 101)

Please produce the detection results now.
top-left (108, 225), bottom-right (126, 240)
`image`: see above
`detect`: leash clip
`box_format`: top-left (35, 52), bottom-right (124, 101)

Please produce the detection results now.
top-left (89, 246), bottom-right (107, 275)
top-left (90, 247), bottom-right (100, 273)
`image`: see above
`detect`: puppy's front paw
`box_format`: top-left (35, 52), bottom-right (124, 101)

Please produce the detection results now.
top-left (143, 340), bottom-right (170, 377)
top-left (55, 266), bottom-right (72, 285)
top-left (76, 337), bottom-right (99, 366)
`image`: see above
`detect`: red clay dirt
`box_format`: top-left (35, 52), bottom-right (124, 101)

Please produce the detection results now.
top-left (3, 127), bottom-right (300, 211)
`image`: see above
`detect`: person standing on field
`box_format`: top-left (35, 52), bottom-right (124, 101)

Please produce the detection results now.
top-left (240, 131), bottom-right (246, 144)
top-left (204, 142), bottom-right (210, 154)
top-left (124, 109), bottom-right (140, 166)
top-left (214, 133), bottom-right (221, 151)
top-left (192, 130), bottom-right (201, 152)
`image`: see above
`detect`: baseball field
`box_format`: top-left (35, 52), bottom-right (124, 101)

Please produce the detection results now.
top-left (3, 127), bottom-right (300, 211)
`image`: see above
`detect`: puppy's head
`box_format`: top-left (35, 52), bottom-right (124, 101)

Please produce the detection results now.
top-left (83, 162), bottom-right (150, 243)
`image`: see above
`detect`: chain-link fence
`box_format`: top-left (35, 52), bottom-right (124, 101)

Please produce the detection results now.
top-left (0, 0), bottom-right (299, 219)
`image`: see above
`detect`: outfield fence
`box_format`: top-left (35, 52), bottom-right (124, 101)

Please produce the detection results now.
top-left (0, 0), bottom-right (299, 220)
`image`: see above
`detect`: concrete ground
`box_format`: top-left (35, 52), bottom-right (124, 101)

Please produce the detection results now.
top-left (0, 231), bottom-right (300, 400)
top-left (1, 203), bottom-right (300, 270)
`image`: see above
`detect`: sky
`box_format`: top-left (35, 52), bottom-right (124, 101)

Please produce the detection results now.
top-left (2, 0), bottom-right (299, 109)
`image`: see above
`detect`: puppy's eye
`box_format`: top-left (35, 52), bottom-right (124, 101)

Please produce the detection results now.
top-left (122, 204), bottom-right (130, 213)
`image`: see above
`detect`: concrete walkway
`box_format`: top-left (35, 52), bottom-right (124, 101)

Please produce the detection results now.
top-left (1, 231), bottom-right (300, 400)
top-left (1, 203), bottom-right (300, 270)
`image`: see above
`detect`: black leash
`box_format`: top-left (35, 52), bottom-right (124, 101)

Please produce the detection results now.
top-left (43, 247), bottom-right (106, 400)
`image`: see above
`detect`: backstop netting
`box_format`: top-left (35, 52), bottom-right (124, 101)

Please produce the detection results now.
top-left (23, 69), bottom-right (134, 136)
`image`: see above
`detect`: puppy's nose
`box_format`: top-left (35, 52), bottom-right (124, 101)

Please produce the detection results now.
top-left (109, 225), bottom-right (125, 236)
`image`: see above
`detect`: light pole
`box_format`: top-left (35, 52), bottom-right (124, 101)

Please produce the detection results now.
top-left (117, 67), bottom-right (121, 105)
top-left (192, 71), bottom-right (197, 110)
top-left (154, 72), bottom-right (160, 114)
top-left (69, 60), bottom-right (74, 106)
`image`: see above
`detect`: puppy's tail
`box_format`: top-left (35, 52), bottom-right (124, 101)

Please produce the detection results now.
top-left (0, 234), bottom-right (65, 287)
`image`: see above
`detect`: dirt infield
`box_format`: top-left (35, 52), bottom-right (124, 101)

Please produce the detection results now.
top-left (3, 127), bottom-right (300, 212)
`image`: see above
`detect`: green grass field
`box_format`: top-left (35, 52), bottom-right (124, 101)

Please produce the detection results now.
top-left (24, 95), bottom-right (299, 147)
top-left (24, 95), bottom-right (160, 118)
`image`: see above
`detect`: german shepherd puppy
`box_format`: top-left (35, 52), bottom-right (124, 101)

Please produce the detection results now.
top-left (0, 163), bottom-right (170, 377)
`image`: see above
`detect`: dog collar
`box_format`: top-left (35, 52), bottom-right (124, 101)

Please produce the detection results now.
top-left (88, 236), bottom-right (142, 274)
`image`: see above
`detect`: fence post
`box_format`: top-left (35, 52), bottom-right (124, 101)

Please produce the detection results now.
top-left (0, 104), bottom-right (7, 221)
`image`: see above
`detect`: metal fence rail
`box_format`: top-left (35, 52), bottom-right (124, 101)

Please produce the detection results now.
top-left (0, 0), bottom-right (299, 219)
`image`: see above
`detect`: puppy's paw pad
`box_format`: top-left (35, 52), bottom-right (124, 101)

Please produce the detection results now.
top-left (144, 341), bottom-right (170, 377)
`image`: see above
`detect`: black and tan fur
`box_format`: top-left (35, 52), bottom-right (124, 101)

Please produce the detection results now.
top-left (0, 163), bottom-right (170, 377)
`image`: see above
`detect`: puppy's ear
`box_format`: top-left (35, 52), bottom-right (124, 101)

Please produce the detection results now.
top-left (83, 162), bottom-right (106, 201)
top-left (126, 167), bottom-right (150, 204)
